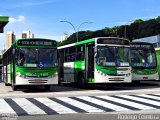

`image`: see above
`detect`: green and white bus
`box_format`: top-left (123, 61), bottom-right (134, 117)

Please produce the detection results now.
top-left (131, 42), bottom-right (158, 82)
top-left (155, 48), bottom-right (160, 79)
top-left (58, 37), bottom-right (132, 87)
top-left (2, 38), bottom-right (58, 90)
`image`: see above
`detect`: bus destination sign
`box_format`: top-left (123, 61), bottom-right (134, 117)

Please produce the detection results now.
top-left (97, 38), bottom-right (130, 45)
top-left (18, 40), bottom-right (57, 46)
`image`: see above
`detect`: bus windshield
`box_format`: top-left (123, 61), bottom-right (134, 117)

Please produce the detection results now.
top-left (16, 48), bottom-right (57, 68)
top-left (96, 46), bottom-right (130, 67)
top-left (131, 47), bottom-right (157, 68)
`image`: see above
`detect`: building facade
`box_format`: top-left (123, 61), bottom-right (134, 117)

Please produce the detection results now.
top-left (22, 31), bottom-right (34, 39)
top-left (5, 32), bottom-right (16, 50)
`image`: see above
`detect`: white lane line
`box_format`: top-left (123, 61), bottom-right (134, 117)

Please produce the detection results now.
top-left (116, 95), bottom-right (160, 106)
top-left (13, 98), bottom-right (46, 115)
top-left (136, 94), bottom-right (160, 100)
top-left (57, 97), bottom-right (104, 113)
top-left (35, 98), bottom-right (77, 114)
top-left (76, 96), bottom-right (130, 112)
top-left (0, 99), bottom-right (17, 115)
top-left (96, 96), bottom-right (155, 110)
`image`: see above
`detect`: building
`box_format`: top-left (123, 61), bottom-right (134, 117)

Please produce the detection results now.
top-left (22, 31), bottom-right (34, 39)
top-left (5, 32), bottom-right (16, 50)
top-left (60, 32), bottom-right (69, 42)
top-left (133, 35), bottom-right (160, 48)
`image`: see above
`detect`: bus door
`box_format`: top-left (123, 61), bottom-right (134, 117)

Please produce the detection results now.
top-left (58, 50), bottom-right (64, 82)
top-left (86, 44), bottom-right (94, 81)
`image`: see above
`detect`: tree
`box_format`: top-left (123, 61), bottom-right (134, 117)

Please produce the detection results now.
top-left (61, 16), bottom-right (160, 45)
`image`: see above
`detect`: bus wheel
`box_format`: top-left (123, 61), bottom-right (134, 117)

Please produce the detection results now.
top-left (132, 80), bottom-right (140, 85)
top-left (5, 82), bottom-right (10, 86)
top-left (12, 85), bottom-right (17, 91)
top-left (44, 85), bottom-right (51, 91)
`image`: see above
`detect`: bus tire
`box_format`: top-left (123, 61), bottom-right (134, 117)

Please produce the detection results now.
top-left (12, 85), bottom-right (17, 91)
top-left (5, 82), bottom-right (10, 86)
top-left (44, 85), bottom-right (51, 91)
top-left (132, 80), bottom-right (140, 84)
top-left (105, 84), bottom-right (114, 89)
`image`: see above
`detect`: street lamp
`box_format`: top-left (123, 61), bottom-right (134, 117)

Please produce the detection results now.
top-left (59, 20), bottom-right (78, 42)
top-left (77, 22), bottom-right (92, 41)
top-left (59, 20), bottom-right (92, 42)
top-left (124, 20), bottom-right (134, 38)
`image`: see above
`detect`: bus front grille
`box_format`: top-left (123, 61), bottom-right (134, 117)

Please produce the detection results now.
top-left (28, 79), bottom-right (48, 84)
top-left (27, 76), bottom-right (49, 78)
top-left (108, 74), bottom-right (126, 76)
top-left (108, 77), bottom-right (125, 81)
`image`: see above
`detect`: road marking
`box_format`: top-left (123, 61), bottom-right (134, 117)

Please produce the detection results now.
top-left (148, 94), bottom-right (160, 98)
top-left (4, 98), bottom-right (28, 116)
top-left (49, 97), bottom-right (86, 113)
top-left (0, 94), bottom-right (160, 116)
top-left (0, 99), bottom-right (16, 115)
top-left (96, 95), bottom-right (155, 110)
top-left (27, 98), bottom-right (58, 115)
top-left (139, 94), bottom-right (160, 100)
top-left (90, 96), bottom-right (140, 110)
top-left (13, 98), bottom-right (46, 115)
top-left (35, 97), bottom-right (77, 114)
top-left (115, 95), bottom-right (160, 109)
top-left (70, 97), bottom-right (114, 112)
top-left (73, 96), bottom-right (130, 112)
top-left (57, 97), bottom-right (104, 113)
top-left (130, 94), bottom-right (160, 102)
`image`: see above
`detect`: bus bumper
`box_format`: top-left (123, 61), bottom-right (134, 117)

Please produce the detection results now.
top-left (15, 76), bottom-right (58, 85)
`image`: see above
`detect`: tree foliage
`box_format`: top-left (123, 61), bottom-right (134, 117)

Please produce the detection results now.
top-left (59, 16), bottom-right (160, 45)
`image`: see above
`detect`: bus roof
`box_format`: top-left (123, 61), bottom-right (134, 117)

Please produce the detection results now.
top-left (58, 37), bottom-right (130, 49)
top-left (58, 38), bottom-right (95, 49)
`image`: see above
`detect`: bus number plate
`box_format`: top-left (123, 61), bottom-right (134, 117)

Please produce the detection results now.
top-left (114, 77), bottom-right (120, 80)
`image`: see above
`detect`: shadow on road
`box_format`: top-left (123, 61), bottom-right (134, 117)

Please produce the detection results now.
top-left (1, 80), bottom-right (160, 93)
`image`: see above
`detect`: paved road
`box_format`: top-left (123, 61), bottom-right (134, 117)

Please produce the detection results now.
top-left (0, 81), bottom-right (160, 98)
top-left (0, 81), bottom-right (160, 120)
top-left (15, 110), bottom-right (160, 120)
top-left (0, 93), bottom-right (160, 117)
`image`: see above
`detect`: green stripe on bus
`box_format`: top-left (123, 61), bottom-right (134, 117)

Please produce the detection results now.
top-left (75, 38), bottom-right (95, 45)
top-left (133, 68), bottom-right (158, 75)
top-left (96, 65), bottom-right (117, 75)
top-left (16, 67), bottom-right (58, 76)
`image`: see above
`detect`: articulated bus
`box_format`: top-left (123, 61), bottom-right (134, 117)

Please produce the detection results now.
top-left (58, 37), bottom-right (132, 87)
top-left (131, 42), bottom-right (158, 82)
top-left (155, 48), bottom-right (160, 79)
top-left (2, 38), bottom-right (58, 90)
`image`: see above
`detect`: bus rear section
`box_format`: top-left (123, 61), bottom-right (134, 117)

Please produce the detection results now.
top-left (131, 42), bottom-right (158, 82)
